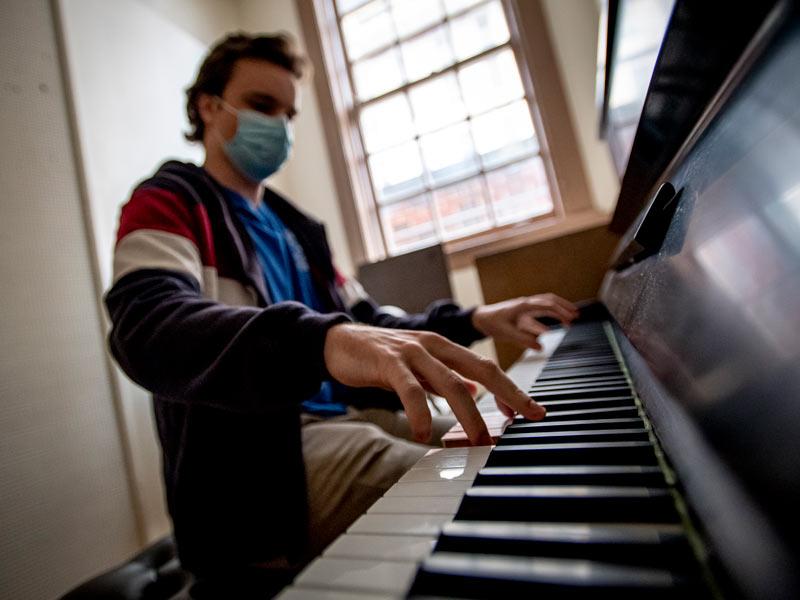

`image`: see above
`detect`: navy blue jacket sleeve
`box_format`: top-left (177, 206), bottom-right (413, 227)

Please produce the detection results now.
top-left (105, 269), bottom-right (351, 413)
top-left (349, 297), bottom-right (485, 347)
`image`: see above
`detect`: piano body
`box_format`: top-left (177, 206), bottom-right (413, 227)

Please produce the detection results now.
top-left (279, 1), bottom-right (800, 598)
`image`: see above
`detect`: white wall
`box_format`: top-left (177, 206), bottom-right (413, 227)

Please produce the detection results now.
top-left (138, 0), bottom-right (243, 46)
top-left (0, 2), bottom-right (142, 598)
top-left (542, 0), bottom-right (619, 213)
top-left (57, 0), bottom-right (241, 546)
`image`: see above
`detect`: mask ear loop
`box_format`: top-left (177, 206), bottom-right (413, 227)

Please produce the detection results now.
top-left (211, 95), bottom-right (239, 147)
top-left (215, 96), bottom-right (237, 116)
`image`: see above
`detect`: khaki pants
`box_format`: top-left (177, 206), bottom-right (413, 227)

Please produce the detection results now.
top-left (301, 407), bottom-right (455, 558)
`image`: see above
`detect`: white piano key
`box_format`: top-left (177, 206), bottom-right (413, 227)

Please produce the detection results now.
top-left (276, 588), bottom-right (394, 600)
top-left (412, 446), bottom-right (492, 470)
top-left (398, 466), bottom-right (478, 483)
top-left (384, 480), bottom-right (472, 497)
top-left (418, 446), bottom-right (479, 458)
top-left (293, 557), bottom-right (418, 596)
top-left (348, 512), bottom-right (451, 536)
top-left (324, 533), bottom-right (436, 561)
top-left (367, 494), bottom-right (462, 515)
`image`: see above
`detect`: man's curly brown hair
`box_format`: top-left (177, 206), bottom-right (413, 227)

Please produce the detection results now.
top-left (185, 32), bottom-right (305, 142)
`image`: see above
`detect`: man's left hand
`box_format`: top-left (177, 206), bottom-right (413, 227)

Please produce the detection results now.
top-left (471, 293), bottom-right (579, 352)
top-left (471, 293), bottom-right (578, 419)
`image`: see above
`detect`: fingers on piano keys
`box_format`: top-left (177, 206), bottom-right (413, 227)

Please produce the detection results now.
top-left (280, 323), bottom-right (710, 599)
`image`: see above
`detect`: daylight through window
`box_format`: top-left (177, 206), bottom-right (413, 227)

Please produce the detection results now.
top-left (334, 0), bottom-right (557, 256)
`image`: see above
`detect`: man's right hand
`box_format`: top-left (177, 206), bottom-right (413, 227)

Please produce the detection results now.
top-left (323, 323), bottom-right (546, 446)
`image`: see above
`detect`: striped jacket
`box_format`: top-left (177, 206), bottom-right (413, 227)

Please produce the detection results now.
top-left (104, 161), bottom-right (483, 577)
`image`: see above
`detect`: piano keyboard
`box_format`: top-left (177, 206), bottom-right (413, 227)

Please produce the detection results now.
top-left (278, 322), bottom-right (711, 599)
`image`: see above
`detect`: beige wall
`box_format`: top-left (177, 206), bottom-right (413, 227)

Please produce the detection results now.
top-left (1, 1), bottom-right (143, 598)
top-left (542, 0), bottom-right (619, 213)
top-left (57, 0), bottom-right (244, 547)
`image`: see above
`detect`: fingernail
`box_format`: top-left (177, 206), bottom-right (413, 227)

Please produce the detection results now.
top-left (528, 400), bottom-right (546, 420)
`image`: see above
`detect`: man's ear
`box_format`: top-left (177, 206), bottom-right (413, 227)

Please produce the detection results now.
top-left (197, 93), bottom-right (218, 128)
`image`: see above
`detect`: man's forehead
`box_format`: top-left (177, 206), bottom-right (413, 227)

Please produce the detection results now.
top-left (226, 58), bottom-right (297, 103)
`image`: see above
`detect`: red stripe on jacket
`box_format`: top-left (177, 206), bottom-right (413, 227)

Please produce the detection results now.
top-left (117, 187), bottom-right (217, 268)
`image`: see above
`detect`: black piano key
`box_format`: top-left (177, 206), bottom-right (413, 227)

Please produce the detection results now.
top-left (551, 347), bottom-right (610, 356)
top-left (485, 441), bottom-right (658, 466)
top-left (474, 465), bottom-right (666, 487)
top-left (529, 375), bottom-right (627, 387)
top-left (435, 522), bottom-right (695, 570)
top-left (537, 398), bottom-right (635, 411)
top-left (531, 387), bottom-right (632, 400)
top-left (505, 417), bottom-right (645, 432)
top-left (497, 428), bottom-right (649, 446)
top-left (409, 552), bottom-right (695, 599)
top-left (542, 358), bottom-right (621, 369)
top-left (547, 355), bottom-right (616, 364)
top-left (529, 379), bottom-right (629, 392)
top-left (517, 406), bottom-right (640, 422)
top-left (537, 366), bottom-right (624, 378)
top-left (455, 486), bottom-right (678, 523)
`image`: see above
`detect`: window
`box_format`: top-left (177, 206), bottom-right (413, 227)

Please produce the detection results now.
top-left (323, 0), bottom-right (559, 258)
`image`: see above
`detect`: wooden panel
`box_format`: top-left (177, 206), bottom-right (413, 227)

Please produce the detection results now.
top-left (476, 225), bottom-right (619, 368)
top-left (357, 245), bottom-right (453, 314)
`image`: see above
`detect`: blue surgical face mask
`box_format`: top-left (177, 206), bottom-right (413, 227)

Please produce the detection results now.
top-left (217, 98), bottom-right (293, 182)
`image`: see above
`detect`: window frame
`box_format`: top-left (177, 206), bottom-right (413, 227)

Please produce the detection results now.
top-left (297, 0), bottom-right (599, 268)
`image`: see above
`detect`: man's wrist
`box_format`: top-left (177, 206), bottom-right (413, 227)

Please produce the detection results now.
top-left (470, 305), bottom-right (488, 337)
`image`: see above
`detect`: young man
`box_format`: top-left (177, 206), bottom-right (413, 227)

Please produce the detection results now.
top-left (105, 33), bottom-right (577, 591)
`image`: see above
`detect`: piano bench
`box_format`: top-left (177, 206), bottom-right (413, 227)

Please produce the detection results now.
top-left (59, 536), bottom-right (193, 600)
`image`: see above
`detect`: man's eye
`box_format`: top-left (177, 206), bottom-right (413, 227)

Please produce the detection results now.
top-left (251, 102), bottom-right (277, 115)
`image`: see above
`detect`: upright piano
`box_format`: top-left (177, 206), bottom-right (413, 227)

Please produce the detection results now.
top-left (279, 1), bottom-right (800, 597)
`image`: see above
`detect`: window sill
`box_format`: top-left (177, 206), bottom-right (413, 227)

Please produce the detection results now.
top-left (444, 209), bottom-right (613, 270)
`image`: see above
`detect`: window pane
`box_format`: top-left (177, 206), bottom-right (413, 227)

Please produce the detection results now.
top-left (342, 0), bottom-right (396, 61)
top-left (408, 73), bottom-right (467, 134)
top-left (449, 0), bottom-right (509, 62)
top-left (485, 157), bottom-right (553, 225)
top-left (352, 47), bottom-right (405, 101)
top-left (458, 49), bottom-right (524, 115)
top-left (471, 99), bottom-right (538, 168)
top-left (381, 195), bottom-right (438, 253)
top-left (432, 178), bottom-right (491, 239)
top-left (442, 0), bottom-right (483, 15)
top-left (369, 141), bottom-right (425, 202)
top-left (400, 25), bottom-right (453, 82)
top-left (419, 122), bottom-right (479, 186)
top-left (336, 0), bottom-right (370, 15)
top-left (360, 93), bottom-right (415, 153)
top-left (391, 0), bottom-right (444, 38)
